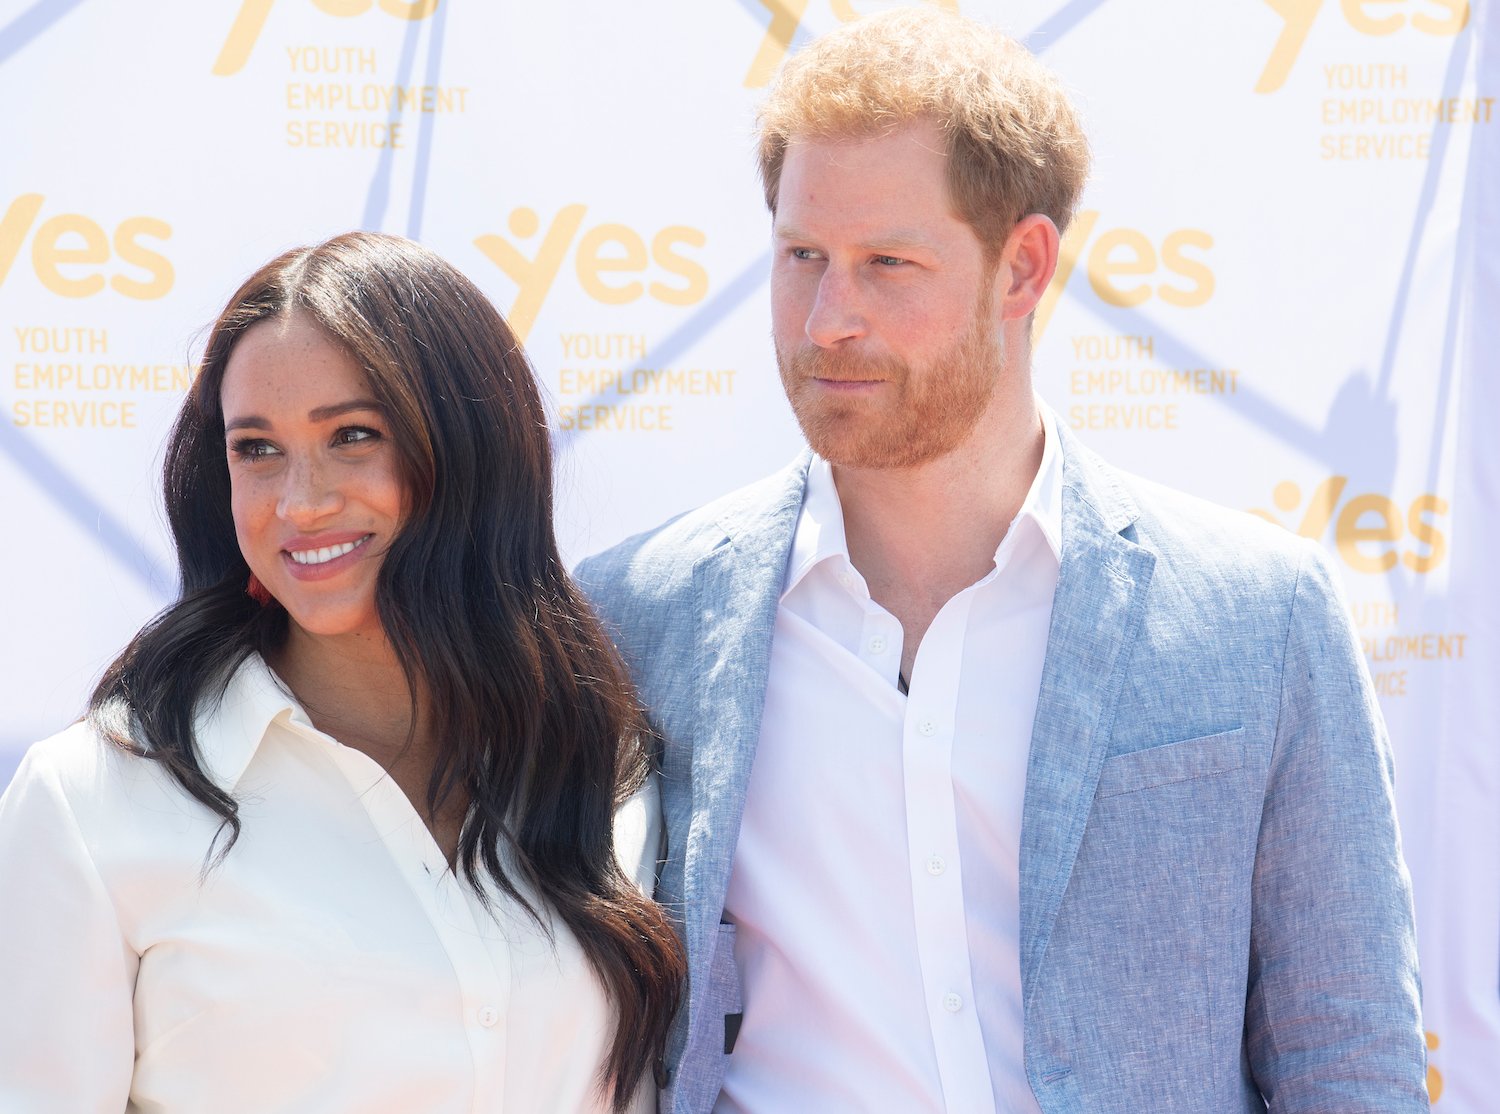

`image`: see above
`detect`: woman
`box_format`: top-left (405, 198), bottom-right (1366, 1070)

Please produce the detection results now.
top-left (0, 232), bottom-right (682, 1112)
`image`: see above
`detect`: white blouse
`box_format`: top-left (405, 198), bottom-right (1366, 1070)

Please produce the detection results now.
top-left (0, 655), bottom-right (659, 1113)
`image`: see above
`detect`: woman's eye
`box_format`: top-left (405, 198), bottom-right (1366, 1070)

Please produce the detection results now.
top-left (229, 438), bottom-right (277, 460)
top-left (334, 426), bottom-right (380, 446)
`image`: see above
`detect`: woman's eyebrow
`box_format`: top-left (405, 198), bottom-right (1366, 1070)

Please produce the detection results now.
top-left (223, 399), bottom-right (383, 433)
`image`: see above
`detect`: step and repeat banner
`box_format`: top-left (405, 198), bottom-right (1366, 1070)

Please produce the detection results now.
top-left (2, 0), bottom-right (1496, 1104)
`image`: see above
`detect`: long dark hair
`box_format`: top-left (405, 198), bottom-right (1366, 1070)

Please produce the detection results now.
top-left (89, 231), bottom-right (682, 1107)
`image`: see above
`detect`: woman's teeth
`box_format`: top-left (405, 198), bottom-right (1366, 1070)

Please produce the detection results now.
top-left (288, 536), bottom-right (368, 565)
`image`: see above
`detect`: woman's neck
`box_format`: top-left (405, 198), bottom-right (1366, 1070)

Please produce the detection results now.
top-left (270, 625), bottom-right (468, 863)
top-left (271, 625), bottom-right (418, 757)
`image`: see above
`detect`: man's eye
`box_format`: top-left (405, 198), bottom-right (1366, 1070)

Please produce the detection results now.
top-left (791, 248), bottom-right (821, 261)
top-left (873, 255), bottom-right (905, 266)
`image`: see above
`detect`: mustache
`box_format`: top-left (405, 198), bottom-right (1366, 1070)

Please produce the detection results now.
top-left (778, 344), bottom-right (907, 382)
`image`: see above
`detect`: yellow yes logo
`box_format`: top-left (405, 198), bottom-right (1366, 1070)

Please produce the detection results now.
top-left (744, 0), bottom-right (959, 88)
top-left (214, 0), bottom-right (439, 76)
top-left (1425, 1031), bottom-right (1442, 1103)
top-left (1250, 476), bottom-right (1448, 573)
top-left (1035, 210), bottom-right (1213, 338)
top-left (0, 195), bottom-right (173, 300)
top-left (474, 206), bottom-right (709, 343)
top-left (1256, 0), bottom-right (1468, 93)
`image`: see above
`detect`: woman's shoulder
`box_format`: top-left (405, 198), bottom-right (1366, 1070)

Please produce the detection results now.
top-left (4, 719), bottom-right (150, 818)
top-left (15, 719), bottom-right (121, 785)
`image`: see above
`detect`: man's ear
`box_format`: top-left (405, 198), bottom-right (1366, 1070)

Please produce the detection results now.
top-left (997, 214), bottom-right (1061, 322)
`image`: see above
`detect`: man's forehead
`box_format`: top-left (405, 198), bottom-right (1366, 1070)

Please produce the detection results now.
top-left (774, 126), bottom-right (966, 235)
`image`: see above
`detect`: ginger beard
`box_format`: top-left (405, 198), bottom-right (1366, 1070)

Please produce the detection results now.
top-left (776, 273), bottom-right (1004, 470)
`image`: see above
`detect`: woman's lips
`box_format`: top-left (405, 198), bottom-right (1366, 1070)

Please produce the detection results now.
top-left (280, 532), bottom-right (374, 581)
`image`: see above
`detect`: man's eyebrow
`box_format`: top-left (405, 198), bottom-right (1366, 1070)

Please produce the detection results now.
top-left (858, 232), bottom-right (933, 252)
top-left (774, 225), bottom-right (934, 251)
top-left (223, 399), bottom-right (383, 433)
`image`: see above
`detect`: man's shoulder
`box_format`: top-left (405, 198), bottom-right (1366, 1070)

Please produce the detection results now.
top-left (1133, 473), bottom-right (1307, 565)
top-left (1070, 439), bottom-right (1321, 600)
top-left (575, 456), bottom-right (809, 612)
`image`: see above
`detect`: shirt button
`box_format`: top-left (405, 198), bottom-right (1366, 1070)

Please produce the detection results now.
top-left (926, 855), bottom-right (946, 876)
top-left (477, 1006), bottom-right (500, 1028)
top-left (918, 719), bottom-right (937, 738)
top-left (867, 635), bottom-right (887, 655)
top-left (943, 993), bottom-right (964, 1013)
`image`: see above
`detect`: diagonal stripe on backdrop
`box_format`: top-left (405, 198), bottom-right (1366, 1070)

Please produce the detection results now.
top-left (0, 0), bottom-right (88, 68)
top-left (0, 421), bottom-right (173, 598)
top-left (553, 251), bottom-right (772, 452)
top-left (1081, 304), bottom-right (1334, 468)
top-left (1022, 0), bottom-right (1110, 51)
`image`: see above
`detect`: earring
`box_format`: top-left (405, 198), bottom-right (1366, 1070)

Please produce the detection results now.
top-left (247, 574), bottom-right (273, 607)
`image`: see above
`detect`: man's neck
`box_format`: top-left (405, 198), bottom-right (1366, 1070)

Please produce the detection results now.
top-left (833, 395), bottom-right (1045, 678)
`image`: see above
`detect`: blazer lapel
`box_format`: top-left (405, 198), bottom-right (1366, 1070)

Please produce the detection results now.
top-left (1020, 432), bottom-right (1156, 1001)
top-left (681, 459), bottom-right (809, 1014)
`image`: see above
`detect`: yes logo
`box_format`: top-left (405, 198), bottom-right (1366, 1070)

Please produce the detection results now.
top-left (214, 0), bottom-right (439, 76)
top-left (1035, 210), bottom-right (1214, 338)
top-left (745, 0), bottom-right (958, 88)
top-left (0, 195), bottom-right (174, 300)
top-left (1256, 0), bottom-right (1468, 93)
top-left (1426, 1031), bottom-right (1442, 1104)
top-left (1250, 476), bottom-right (1448, 573)
top-left (474, 206), bottom-right (708, 342)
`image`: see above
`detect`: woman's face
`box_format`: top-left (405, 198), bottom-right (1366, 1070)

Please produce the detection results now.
top-left (220, 312), bottom-right (405, 645)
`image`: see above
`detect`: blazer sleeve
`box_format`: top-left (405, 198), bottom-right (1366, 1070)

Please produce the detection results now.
top-left (0, 742), bottom-right (139, 1113)
top-left (1245, 542), bottom-right (1428, 1111)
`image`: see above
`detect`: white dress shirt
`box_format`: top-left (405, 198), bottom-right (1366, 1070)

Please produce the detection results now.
top-left (717, 409), bottom-right (1062, 1114)
top-left (0, 653), bottom-right (656, 1114)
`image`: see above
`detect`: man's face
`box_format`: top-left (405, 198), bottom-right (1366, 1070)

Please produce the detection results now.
top-left (771, 117), bottom-right (1004, 470)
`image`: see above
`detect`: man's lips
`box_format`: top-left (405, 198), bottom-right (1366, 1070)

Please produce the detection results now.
top-left (809, 376), bottom-right (887, 393)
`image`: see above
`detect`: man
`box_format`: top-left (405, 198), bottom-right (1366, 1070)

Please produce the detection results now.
top-left (577, 9), bottom-right (1426, 1112)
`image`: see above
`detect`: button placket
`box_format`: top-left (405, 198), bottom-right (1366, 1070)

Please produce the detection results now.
top-left (900, 586), bottom-right (993, 1101)
top-left (323, 744), bottom-right (511, 1107)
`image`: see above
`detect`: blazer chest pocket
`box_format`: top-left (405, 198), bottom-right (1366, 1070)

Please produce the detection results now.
top-left (1096, 728), bottom-right (1247, 798)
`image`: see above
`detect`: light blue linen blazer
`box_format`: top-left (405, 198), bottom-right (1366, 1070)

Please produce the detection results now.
top-left (576, 428), bottom-right (1427, 1113)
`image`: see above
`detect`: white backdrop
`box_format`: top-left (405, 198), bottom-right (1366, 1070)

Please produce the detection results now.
top-left (1, 0), bottom-right (1495, 1103)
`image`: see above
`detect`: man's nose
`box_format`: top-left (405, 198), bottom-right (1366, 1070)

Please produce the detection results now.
top-left (804, 267), bottom-right (867, 348)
